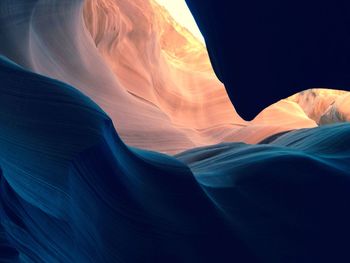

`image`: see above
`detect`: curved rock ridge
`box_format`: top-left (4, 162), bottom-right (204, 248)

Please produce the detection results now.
top-left (82, 0), bottom-right (243, 146)
top-left (0, 0), bottom-right (318, 153)
top-left (1, 0), bottom-right (350, 262)
top-left (176, 123), bottom-right (350, 262)
top-left (1, 57), bottom-right (350, 262)
top-left (0, 0), bottom-right (195, 154)
top-left (0, 57), bottom-right (244, 262)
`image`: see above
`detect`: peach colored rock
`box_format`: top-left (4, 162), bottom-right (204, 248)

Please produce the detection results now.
top-left (0, 0), bottom-right (318, 154)
top-left (289, 89), bottom-right (349, 124)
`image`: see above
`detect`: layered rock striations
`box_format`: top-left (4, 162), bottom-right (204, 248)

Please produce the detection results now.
top-left (0, 0), bottom-right (320, 154)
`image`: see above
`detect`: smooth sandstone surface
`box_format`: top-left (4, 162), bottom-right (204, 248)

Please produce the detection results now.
top-left (1, 54), bottom-right (350, 263)
top-left (0, 0), bottom-right (322, 154)
top-left (1, 1), bottom-right (350, 262)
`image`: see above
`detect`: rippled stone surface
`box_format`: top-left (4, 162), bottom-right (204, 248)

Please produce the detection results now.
top-left (1, 0), bottom-right (350, 262)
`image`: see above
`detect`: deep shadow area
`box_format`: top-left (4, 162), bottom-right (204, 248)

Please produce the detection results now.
top-left (186, 0), bottom-right (350, 120)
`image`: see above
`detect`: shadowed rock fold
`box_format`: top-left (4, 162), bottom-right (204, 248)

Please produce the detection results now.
top-left (0, 0), bottom-right (350, 262)
top-left (0, 0), bottom-right (320, 154)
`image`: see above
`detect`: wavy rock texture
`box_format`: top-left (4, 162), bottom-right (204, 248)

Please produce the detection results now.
top-left (0, 57), bottom-right (237, 262)
top-left (1, 58), bottom-right (350, 262)
top-left (177, 123), bottom-right (350, 262)
top-left (0, 0), bottom-right (194, 154)
top-left (1, 0), bottom-right (350, 262)
top-left (0, 0), bottom-right (318, 154)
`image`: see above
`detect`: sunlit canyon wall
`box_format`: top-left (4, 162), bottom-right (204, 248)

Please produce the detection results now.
top-left (0, 0), bottom-right (348, 154)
